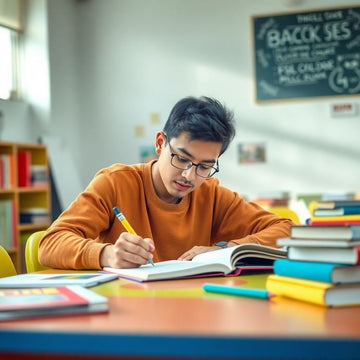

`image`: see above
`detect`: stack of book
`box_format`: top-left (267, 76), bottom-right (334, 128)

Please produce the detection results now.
top-left (19, 207), bottom-right (51, 225)
top-left (0, 272), bottom-right (117, 321)
top-left (266, 224), bottom-right (360, 307)
top-left (308, 199), bottom-right (360, 226)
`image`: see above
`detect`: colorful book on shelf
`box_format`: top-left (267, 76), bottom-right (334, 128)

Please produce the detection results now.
top-left (273, 259), bottom-right (360, 284)
top-left (290, 225), bottom-right (360, 240)
top-left (103, 244), bottom-right (287, 282)
top-left (287, 245), bottom-right (360, 265)
top-left (19, 208), bottom-right (51, 224)
top-left (17, 151), bottom-right (32, 187)
top-left (266, 274), bottom-right (360, 307)
top-left (0, 272), bottom-right (118, 288)
top-left (0, 286), bottom-right (108, 321)
top-left (30, 165), bottom-right (49, 187)
top-left (309, 215), bottom-right (360, 226)
top-left (316, 199), bottom-right (360, 209)
top-left (0, 154), bottom-right (11, 189)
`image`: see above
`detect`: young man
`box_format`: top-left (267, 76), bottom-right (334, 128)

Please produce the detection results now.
top-left (39, 96), bottom-right (292, 270)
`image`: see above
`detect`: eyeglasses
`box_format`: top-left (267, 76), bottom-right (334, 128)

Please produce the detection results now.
top-left (167, 142), bottom-right (219, 178)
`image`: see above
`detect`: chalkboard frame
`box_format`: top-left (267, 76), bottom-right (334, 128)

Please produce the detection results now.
top-left (252, 5), bottom-right (360, 102)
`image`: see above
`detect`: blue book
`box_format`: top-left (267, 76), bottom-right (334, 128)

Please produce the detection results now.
top-left (273, 259), bottom-right (360, 284)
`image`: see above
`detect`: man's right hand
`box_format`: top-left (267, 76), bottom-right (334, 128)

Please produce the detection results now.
top-left (100, 232), bottom-right (155, 268)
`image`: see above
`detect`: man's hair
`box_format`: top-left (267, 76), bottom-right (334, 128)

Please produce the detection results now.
top-left (163, 96), bottom-right (235, 155)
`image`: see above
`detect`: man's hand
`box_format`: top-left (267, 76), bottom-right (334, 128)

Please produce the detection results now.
top-left (100, 232), bottom-right (155, 268)
top-left (177, 241), bottom-right (237, 261)
top-left (177, 245), bottom-right (218, 261)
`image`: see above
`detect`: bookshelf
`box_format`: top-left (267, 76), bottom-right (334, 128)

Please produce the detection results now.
top-left (0, 141), bottom-right (51, 273)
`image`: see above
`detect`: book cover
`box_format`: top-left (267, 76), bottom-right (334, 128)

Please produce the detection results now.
top-left (288, 246), bottom-right (360, 265)
top-left (0, 285), bottom-right (108, 321)
top-left (273, 259), bottom-right (360, 284)
top-left (290, 225), bottom-right (360, 240)
top-left (266, 274), bottom-right (360, 307)
top-left (103, 244), bottom-right (287, 282)
top-left (17, 151), bottom-right (31, 187)
top-left (0, 272), bottom-right (118, 288)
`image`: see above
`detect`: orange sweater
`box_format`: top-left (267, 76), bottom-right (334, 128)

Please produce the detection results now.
top-left (39, 161), bottom-right (292, 270)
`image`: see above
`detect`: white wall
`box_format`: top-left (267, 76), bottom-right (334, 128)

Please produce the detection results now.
top-left (1, 0), bottom-right (359, 208)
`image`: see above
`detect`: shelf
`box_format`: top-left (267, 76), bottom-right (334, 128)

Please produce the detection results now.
top-left (0, 141), bottom-right (51, 273)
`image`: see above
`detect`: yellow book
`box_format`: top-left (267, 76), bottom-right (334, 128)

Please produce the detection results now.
top-left (310, 214), bottom-right (360, 226)
top-left (266, 274), bottom-right (360, 307)
top-left (311, 214), bottom-right (360, 222)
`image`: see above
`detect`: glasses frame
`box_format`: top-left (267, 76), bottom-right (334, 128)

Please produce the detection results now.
top-left (166, 140), bottom-right (219, 178)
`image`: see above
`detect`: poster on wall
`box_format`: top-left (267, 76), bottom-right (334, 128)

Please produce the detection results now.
top-left (252, 6), bottom-right (360, 101)
top-left (238, 142), bottom-right (266, 164)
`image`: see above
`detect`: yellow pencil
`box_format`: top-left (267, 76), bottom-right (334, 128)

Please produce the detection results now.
top-left (113, 206), bottom-right (155, 266)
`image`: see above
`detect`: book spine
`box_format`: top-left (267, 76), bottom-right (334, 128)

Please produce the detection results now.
top-left (309, 219), bottom-right (360, 226)
top-left (317, 201), bottom-right (360, 209)
top-left (266, 275), bottom-right (328, 306)
top-left (17, 151), bottom-right (32, 187)
top-left (314, 206), bottom-right (360, 216)
top-left (273, 259), bottom-right (333, 283)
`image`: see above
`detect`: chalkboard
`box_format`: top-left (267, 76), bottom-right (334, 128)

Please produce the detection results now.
top-left (253, 6), bottom-right (360, 101)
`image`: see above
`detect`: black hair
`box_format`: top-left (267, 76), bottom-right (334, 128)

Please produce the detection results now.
top-left (163, 96), bottom-right (235, 155)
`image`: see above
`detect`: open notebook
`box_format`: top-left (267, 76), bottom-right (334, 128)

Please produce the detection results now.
top-left (104, 243), bottom-right (287, 282)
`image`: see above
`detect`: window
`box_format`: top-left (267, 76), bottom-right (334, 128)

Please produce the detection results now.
top-left (0, 0), bottom-right (23, 100)
top-left (0, 25), bottom-right (19, 100)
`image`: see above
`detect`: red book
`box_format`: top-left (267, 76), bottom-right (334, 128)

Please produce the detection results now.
top-left (309, 220), bottom-right (360, 226)
top-left (17, 151), bottom-right (31, 187)
top-left (0, 286), bottom-right (108, 321)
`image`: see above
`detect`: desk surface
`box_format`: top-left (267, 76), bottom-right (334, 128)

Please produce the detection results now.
top-left (0, 271), bottom-right (359, 360)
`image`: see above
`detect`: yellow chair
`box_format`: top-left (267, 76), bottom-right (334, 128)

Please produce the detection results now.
top-left (25, 230), bottom-right (50, 272)
top-left (0, 245), bottom-right (17, 277)
top-left (268, 206), bottom-right (301, 224)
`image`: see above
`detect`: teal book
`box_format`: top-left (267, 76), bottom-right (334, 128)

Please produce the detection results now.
top-left (314, 206), bottom-right (360, 217)
top-left (273, 259), bottom-right (360, 284)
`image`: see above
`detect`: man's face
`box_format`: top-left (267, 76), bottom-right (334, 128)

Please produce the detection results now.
top-left (152, 131), bottom-right (222, 204)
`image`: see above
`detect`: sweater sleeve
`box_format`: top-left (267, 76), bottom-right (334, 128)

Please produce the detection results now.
top-left (211, 184), bottom-right (292, 248)
top-left (39, 169), bottom-right (118, 270)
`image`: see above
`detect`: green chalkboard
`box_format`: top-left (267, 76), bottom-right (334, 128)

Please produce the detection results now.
top-left (253, 6), bottom-right (360, 101)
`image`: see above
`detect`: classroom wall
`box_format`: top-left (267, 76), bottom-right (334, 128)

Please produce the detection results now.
top-left (0, 0), bottom-right (359, 208)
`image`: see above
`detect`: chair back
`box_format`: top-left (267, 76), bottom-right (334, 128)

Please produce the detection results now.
top-left (25, 230), bottom-right (50, 272)
top-left (268, 206), bottom-right (301, 224)
top-left (0, 245), bottom-right (17, 277)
